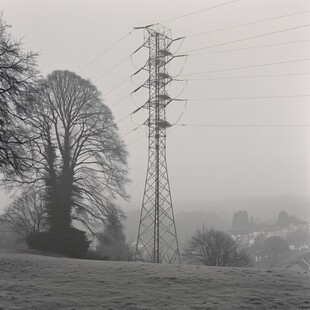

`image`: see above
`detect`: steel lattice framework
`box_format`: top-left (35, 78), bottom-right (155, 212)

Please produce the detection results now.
top-left (134, 24), bottom-right (181, 264)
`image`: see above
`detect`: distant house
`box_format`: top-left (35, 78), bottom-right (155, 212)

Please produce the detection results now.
top-left (229, 222), bottom-right (309, 250)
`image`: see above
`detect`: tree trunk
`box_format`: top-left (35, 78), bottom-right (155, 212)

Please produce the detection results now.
top-left (45, 136), bottom-right (73, 233)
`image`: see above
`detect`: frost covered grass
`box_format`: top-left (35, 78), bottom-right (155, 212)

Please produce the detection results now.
top-left (0, 248), bottom-right (309, 309)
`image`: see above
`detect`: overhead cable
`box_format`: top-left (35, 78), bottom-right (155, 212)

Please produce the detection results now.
top-left (116, 103), bottom-right (145, 124)
top-left (122, 124), bottom-right (144, 138)
top-left (187, 72), bottom-right (310, 81)
top-left (188, 72), bottom-right (310, 81)
top-left (160, 0), bottom-right (241, 24)
top-left (180, 58), bottom-right (310, 76)
top-left (126, 134), bottom-right (146, 146)
top-left (111, 93), bottom-right (132, 108)
top-left (190, 39), bottom-right (310, 56)
top-left (174, 123), bottom-right (310, 127)
top-left (78, 30), bottom-right (133, 73)
top-left (187, 95), bottom-right (310, 101)
top-left (186, 9), bottom-right (310, 38)
top-left (95, 54), bottom-right (131, 82)
top-left (184, 24), bottom-right (310, 53)
top-left (103, 77), bottom-right (130, 97)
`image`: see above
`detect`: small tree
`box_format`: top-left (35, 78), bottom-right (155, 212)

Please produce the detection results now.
top-left (263, 236), bottom-right (289, 266)
top-left (232, 210), bottom-right (250, 230)
top-left (184, 227), bottom-right (251, 267)
top-left (277, 211), bottom-right (290, 226)
top-left (277, 211), bottom-right (299, 227)
top-left (96, 210), bottom-right (131, 261)
top-left (0, 190), bottom-right (47, 238)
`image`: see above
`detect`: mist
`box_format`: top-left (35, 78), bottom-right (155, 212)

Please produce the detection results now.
top-left (0, 0), bottom-right (309, 308)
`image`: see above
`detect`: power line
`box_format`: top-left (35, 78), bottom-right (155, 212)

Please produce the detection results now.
top-left (160, 0), bottom-right (241, 24)
top-left (95, 54), bottom-right (131, 82)
top-left (103, 76), bottom-right (130, 97)
top-left (183, 23), bottom-right (310, 53)
top-left (190, 39), bottom-right (310, 56)
top-left (188, 72), bottom-right (310, 81)
top-left (122, 124), bottom-right (144, 138)
top-left (127, 133), bottom-right (146, 146)
top-left (78, 30), bottom-right (133, 73)
top-left (114, 77), bottom-right (310, 127)
top-left (180, 58), bottom-right (310, 76)
top-left (74, 30), bottom-right (133, 106)
top-left (111, 93), bottom-right (131, 108)
top-left (116, 104), bottom-right (143, 124)
top-left (116, 112), bottom-right (133, 124)
top-left (187, 95), bottom-right (310, 101)
top-left (186, 9), bottom-right (310, 38)
top-left (104, 57), bottom-right (310, 102)
top-left (174, 123), bottom-right (310, 127)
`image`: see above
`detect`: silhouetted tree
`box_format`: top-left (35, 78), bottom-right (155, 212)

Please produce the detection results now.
top-left (232, 210), bottom-right (250, 230)
top-left (184, 227), bottom-right (251, 267)
top-left (0, 190), bottom-right (47, 238)
top-left (13, 70), bottom-right (128, 236)
top-left (96, 210), bottom-right (131, 261)
top-left (277, 211), bottom-right (299, 227)
top-left (263, 236), bottom-right (289, 266)
top-left (277, 211), bottom-right (290, 226)
top-left (0, 15), bottom-right (38, 175)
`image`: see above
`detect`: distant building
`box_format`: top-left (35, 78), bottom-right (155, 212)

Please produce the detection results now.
top-left (230, 222), bottom-right (309, 247)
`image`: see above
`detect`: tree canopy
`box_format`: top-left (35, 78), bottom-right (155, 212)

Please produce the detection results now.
top-left (0, 15), bottom-right (38, 175)
top-left (10, 70), bottom-right (128, 235)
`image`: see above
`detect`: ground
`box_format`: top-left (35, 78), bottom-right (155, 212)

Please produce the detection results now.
top-left (0, 249), bottom-right (309, 309)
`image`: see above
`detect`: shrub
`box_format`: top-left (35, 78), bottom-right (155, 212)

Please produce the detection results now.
top-left (26, 228), bottom-right (90, 258)
top-left (184, 227), bottom-right (251, 267)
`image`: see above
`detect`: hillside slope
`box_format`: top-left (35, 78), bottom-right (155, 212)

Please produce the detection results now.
top-left (0, 249), bottom-right (309, 309)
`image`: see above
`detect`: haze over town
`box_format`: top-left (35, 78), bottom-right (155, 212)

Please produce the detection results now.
top-left (0, 1), bottom-right (309, 308)
top-left (0, 0), bottom-right (309, 226)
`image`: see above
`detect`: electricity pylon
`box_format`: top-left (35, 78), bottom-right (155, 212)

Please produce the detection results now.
top-left (134, 24), bottom-right (181, 264)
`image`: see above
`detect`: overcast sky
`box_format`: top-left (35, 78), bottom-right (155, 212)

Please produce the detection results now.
top-left (1, 0), bottom-right (309, 217)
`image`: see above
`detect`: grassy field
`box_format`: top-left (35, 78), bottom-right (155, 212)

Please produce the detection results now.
top-left (0, 248), bottom-right (309, 309)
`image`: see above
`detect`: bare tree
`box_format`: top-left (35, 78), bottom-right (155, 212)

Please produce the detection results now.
top-left (14, 70), bottom-right (128, 235)
top-left (184, 227), bottom-right (251, 267)
top-left (0, 14), bottom-right (38, 175)
top-left (0, 190), bottom-right (47, 238)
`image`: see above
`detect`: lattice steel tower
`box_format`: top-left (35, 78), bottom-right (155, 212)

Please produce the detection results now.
top-left (134, 24), bottom-right (181, 264)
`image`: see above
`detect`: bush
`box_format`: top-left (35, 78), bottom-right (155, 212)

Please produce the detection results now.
top-left (26, 228), bottom-right (90, 258)
top-left (184, 227), bottom-right (251, 267)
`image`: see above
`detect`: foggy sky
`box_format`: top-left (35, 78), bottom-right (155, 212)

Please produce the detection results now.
top-left (1, 0), bottom-right (309, 218)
